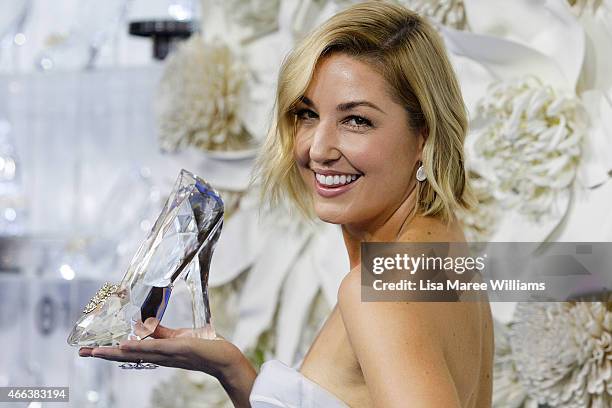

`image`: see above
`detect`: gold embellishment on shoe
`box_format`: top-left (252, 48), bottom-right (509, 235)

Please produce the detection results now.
top-left (83, 282), bottom-right (119, 314)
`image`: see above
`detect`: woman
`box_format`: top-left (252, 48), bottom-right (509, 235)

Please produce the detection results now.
top-left (80, 1), bottom-right (494, 407)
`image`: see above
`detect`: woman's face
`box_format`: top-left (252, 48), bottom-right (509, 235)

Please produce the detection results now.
top-left (293, 53), bottom-right (425, 227)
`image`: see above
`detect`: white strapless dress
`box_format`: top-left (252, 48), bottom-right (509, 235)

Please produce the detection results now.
top-left (249, 360), bottom-right (349, 407)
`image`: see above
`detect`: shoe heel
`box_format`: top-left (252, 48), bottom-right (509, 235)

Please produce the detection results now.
top-left (182, 215), bottom-right (222, 339)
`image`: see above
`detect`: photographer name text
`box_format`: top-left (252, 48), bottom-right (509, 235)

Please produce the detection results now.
top-left (372, 279), bottom-right (546, 291)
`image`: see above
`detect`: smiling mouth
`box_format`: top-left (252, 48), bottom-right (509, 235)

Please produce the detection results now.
top-left (314, 172), bottom-right (362, 187)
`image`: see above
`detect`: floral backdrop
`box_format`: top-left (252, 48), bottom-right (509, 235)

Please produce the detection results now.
top-left (1, 0), bottom-right (608, 407)
top-left (144, 1), bottom-right (612, 407)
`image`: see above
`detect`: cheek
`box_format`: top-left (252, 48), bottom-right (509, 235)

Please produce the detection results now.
top-left (354, 137), bottom-right (416, 191)
top-left (345, 135), bottom-right (413, 174)
top-left (293, 132), bottom-right (311, 170)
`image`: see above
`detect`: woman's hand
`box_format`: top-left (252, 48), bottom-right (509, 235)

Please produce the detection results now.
top-left (79, 319), bottom-right (256, 408)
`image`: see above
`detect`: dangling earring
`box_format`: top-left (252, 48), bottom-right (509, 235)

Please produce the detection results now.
top-left (416, 162), bottom-right (427, 182)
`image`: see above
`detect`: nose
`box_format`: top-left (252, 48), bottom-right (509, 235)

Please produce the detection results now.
top-left (309, 120), bottom-right (341, 165)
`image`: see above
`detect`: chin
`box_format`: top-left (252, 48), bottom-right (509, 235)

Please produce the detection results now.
top-left (313, 202), bottom-right (352, 225)
top-left (316, 214), bottom-right (344, 225)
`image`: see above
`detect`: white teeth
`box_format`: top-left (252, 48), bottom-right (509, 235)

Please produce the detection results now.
top-left (316, 173), bottom-right (359, 186)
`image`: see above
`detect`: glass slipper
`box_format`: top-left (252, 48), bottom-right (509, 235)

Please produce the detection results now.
top-left (67, 169), bottom-right (223, 347)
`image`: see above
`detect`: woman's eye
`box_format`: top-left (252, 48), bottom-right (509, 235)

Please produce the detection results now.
top-left (294, 108), bottom-right (318, 121)
top-left (344, 115), bottom-right (372, 129)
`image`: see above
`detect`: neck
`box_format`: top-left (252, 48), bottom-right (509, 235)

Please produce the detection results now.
top-left (341, 183), bottom-right (419, 270)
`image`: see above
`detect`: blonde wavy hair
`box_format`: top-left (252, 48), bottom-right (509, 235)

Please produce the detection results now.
top-left (254, 0), bottom-right (475, 223)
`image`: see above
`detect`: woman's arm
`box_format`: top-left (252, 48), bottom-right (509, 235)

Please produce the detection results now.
top-left (218, 353), bottom-right (258, 408)
top-left (79, 322), bottom-right (256, 408)
top-left (338, 268), bottom-right (462, 408)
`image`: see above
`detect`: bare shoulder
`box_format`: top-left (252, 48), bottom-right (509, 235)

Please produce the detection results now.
top-left (394, 216), bottom-right (492, 331)
top-left (337, 265), bottom-right (481, 342)
top-left (337, 231), bottom-right (492, 405)
top-left (336, 268), bottom-right (472, 406)
top-left (400, 215), bottom-right (467, 243)
top-left (338, 265), bottom-right (453, 350)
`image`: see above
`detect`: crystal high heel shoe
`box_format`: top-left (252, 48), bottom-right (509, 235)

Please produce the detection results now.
top-left (67, 169), bottom-right (224, 350)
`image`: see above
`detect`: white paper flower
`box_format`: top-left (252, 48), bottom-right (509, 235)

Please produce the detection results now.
top-left (467, 76), bottom-right (585, 221)
top-left (333, 0), bottom-right (467, 29)
top-left (214, 0), bottom-right (281, 43)
top-left (156, 36), bottom-right (253, 153)
top-left (208, 271), bottom-right (247, 337)
top-left (439, 0), bottom-right (588, 242)
top-left (294, 290), bottom-right (332, 364)
top-left (398, 0), bottom-right (467, 29)
top-left (510, 302), bottom-right (612, 408)
top-left (492, 319), bottom-right (538, 408)
top-left (567, 0), bottom-right (606, 15)
top-left (151, 370), bottom-right (233, 408)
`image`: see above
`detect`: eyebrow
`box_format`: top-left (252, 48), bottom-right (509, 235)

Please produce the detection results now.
top-left (337, 101), bottom-right (386, 114)
top-left (299, 96), bottom-right (386, 115)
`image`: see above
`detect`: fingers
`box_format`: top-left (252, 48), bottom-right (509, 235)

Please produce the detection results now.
top-left (90, 346), bottom-right (165, 365)
top-left (79, 337), bottom-right (234, 374)
top-left (85, 342), bottom-right (193, 370)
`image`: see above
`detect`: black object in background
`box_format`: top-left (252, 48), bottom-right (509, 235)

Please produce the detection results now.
top-left (129, 20), bottom-right (195, 60)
